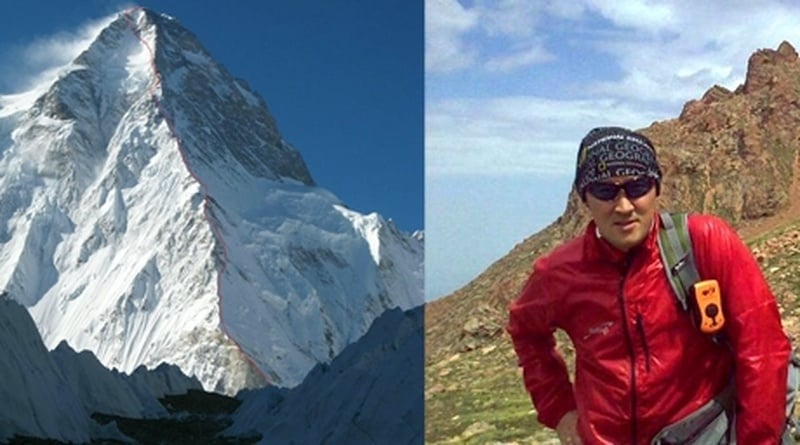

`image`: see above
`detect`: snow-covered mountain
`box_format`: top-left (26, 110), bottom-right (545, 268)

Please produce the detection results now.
top-left (0, 295), bottom-right (201, 443)
top-left (0, 7), bottom-right (423, 395)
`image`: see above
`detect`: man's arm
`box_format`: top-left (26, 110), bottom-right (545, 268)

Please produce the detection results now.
top-left (507, 264), bottom-right (577, 429)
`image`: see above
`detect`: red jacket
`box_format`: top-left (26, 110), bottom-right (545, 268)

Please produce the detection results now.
top-left (507, 212), bottom-right (790, 444)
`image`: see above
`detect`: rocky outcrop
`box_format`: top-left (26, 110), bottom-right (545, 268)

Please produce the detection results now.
top-left (743, 40), bottom-right (799, 93)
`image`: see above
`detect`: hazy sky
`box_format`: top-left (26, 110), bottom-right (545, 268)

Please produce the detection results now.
top-left (0, 0), bottom-right (423, 233)
top-left (425, 0), bottom-right (800, 300)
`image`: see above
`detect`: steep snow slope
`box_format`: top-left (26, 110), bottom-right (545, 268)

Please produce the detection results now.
top-left (0, 297), bottom-right (90, 443)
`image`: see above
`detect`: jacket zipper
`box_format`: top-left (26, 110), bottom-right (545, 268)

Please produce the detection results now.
top-left (616, 260), bottom-right (638, 445)
top-left (635, 313), bottom-right (651, 373)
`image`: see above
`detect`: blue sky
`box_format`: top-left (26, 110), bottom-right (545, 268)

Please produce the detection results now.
top-left (0, 0), bottom-right (423, 233)
top-left (426, 0), bottom-right (800, 300)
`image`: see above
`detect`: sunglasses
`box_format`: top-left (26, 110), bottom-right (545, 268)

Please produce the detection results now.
top-left (586, 177), bottom-right (655, 201)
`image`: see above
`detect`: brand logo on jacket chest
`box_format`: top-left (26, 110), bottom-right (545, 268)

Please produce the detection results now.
top-left (582, 321), bottom-right (614, 340)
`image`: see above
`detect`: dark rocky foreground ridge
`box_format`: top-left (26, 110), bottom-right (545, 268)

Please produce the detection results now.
top-left (426, 41), bottom-right (800, 444)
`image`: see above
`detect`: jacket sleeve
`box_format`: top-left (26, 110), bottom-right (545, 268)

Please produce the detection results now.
top-left (691, 214), bottom-right (791, 443)
top-left (506, 260), bottom-right (576, 429)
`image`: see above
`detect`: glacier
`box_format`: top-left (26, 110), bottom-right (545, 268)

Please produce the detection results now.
top-left (0, 7), bottom-right (423, 395)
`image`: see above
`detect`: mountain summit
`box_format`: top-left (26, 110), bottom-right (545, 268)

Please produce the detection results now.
top-left (0, 7), bottom-right (423, 394)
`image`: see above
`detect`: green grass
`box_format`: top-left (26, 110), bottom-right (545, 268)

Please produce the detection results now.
top-left (426, 341), bottom-right (561, 444)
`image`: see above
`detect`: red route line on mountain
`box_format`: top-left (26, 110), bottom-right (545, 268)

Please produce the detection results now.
top-left (121, 7), bottom-right (271, 386)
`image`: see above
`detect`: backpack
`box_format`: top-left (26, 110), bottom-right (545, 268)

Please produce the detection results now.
top-left (657, 211), bottom-right (800, 443)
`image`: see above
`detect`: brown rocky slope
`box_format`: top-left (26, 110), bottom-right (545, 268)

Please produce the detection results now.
top-left (426, 41), bottom-right (800, 443)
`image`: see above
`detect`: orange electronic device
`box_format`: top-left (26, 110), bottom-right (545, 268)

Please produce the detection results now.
top-left (690, 279), bottom-right (724, 334)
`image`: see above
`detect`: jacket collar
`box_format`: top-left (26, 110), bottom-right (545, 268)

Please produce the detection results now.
top-left (583, 211), bottom-right (661, 265)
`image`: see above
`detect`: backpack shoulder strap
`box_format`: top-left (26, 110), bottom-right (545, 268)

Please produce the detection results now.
top-left (657, 211), bottom-right (701, 311)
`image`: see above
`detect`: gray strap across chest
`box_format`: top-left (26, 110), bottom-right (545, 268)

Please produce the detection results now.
top-left (658, 211), bottom-right (701, 312)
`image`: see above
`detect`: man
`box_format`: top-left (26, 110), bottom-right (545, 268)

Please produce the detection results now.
top-left (506, 127), bottom-right (791, 444)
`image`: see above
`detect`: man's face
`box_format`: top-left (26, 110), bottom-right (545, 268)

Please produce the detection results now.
top-left (584, 176), bottom-right (657, 252)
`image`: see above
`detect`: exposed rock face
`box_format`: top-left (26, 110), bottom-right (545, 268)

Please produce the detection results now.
top-left (426, 40), bottom-right (800, 361)
top-left (743, 41), bottom-right (799, 94)
top-left (653, 40), bottom-right (800, 225)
